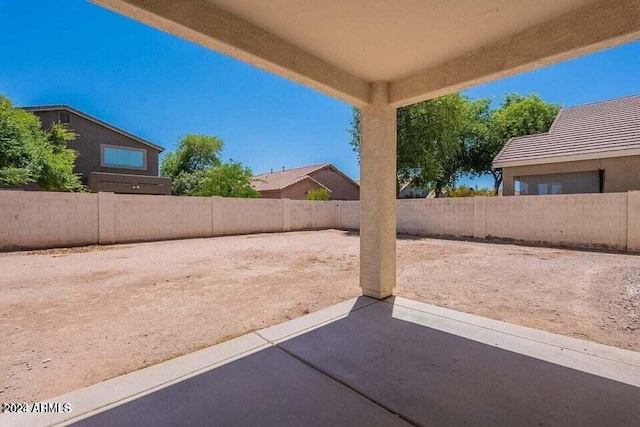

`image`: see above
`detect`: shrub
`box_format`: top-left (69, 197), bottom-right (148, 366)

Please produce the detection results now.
top-left (307, 188), bottom-right (331, 200)
top-left (446, 185), bottom-right (495, 197)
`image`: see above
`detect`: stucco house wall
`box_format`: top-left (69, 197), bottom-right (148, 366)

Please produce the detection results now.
top-left (309, 167), bottom-right (360, 200)
top-left (253, 164), bottom-right (359, 200)
top-left (502, 155), bottom-right (640, 196)
top-left (261, 179), bottom-right (325, 200)
top-left (33, 109), bottom-right (161, 179)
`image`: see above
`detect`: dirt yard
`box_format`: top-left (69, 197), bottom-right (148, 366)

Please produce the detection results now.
top-left (1, 230), bottom-right (639, 402)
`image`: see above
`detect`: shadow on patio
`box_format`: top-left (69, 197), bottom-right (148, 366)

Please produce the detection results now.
top-left (6, 297), bottom-right (640, 426)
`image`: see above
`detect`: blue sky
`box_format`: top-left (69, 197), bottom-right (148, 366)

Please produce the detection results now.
top-left (1, 1), bottom-right (639, 189)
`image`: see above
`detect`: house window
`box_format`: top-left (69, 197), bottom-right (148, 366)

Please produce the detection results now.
top-left (515, 171), bottom-right (600, 195)
top-left (101, 145), bottom-right (146, 169)
top-left (59, 111), bottom-right (71, 124)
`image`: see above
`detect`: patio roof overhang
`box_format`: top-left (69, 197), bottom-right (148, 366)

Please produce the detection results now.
top-left (91, 0), bottom-right (640, 299)
top-left (92, 0), bottom-right (640, 108)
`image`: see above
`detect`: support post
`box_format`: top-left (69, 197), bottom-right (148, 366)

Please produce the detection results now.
top-left (359, 81), bottom-right (397, 299)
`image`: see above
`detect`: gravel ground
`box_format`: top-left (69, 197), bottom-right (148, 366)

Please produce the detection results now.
top-left (1, 230), bottom-right (638, 402)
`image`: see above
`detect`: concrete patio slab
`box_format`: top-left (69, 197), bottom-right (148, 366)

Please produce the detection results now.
top-left (389, 296), bottom-right (640, 369)
top-left (72, 347), bottom-right (409, 427)
top-left (0, 333), bottom-right (271, 427)
top-left (257, 296), bottom-right (377, 343)
top-left (4, 297), bottom-right (639, 426)
top-left (280, 300), bottom-right (640, 426)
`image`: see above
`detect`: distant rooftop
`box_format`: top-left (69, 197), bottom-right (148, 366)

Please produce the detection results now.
top-left (251, 164), bottom-right (332, 192)
top-left (493, 94), bottom-right (640, 168)
top-left (251, 163), bottom-right (361, 192)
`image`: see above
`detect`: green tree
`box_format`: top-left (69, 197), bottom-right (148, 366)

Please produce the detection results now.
top-left (160, 134), bottom-right (224, 195)
top-left (349, 93), bottom-right (472, 197)
top-left (0, 95), bottom-right (82, 190)
top-left (466, 94), bottom-right (560, 194)
top-left (307, 188), bottom-right (331, 200)
top-left (196, 162), bottom-right (259, 198)
top-left (161, 134), bottom-right (258, 197)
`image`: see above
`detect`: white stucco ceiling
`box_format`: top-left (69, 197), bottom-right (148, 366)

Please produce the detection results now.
top-left (94, 0), bottom-right (639, 106)
top-left (208, 0), bottom-right (596, 82)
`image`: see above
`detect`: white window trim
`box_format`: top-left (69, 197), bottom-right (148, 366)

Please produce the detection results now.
top-left (100, 144), bottom-right (147, 171)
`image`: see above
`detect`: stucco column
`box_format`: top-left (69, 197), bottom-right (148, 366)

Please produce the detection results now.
top-left (359, 81), bottom-right (397, 299)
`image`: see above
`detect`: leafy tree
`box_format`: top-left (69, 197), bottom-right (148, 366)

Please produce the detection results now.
top-left (307, 188), bottom-right (331, 200)
top-left (0, 95), bottom-right (82, 190)
top-left (466, 94), bottom-right (560, 193)
top-left (161, 133), bottom-right (258, 197)
top-left (349, 93), bottom-right (472, 197)
top-left (349, 92), bottom-right (560, 197)
top-left (160, 134), bottom-right (224, 195)
top-left (168, 169), bottom-right (207, 197)
top-left (196, 162), bottom-right (259, 198)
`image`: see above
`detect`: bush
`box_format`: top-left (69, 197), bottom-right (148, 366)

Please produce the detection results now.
top-left (0, 95), bottom-right (83, 191)
top-left (307, 188), bottom-right (331, 200)
top-left (446, 185), bottom-right (495, 197)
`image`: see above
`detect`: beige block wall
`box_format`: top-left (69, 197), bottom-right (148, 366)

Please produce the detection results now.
top-left (486, 193), bottom-right (628, 249)
top-left (340, 194), bottom-right (636, 250)
top-left (0, 191), bottom-right (98, 250)
top-left (114, 194), bottom-right (212, 242)
top-left (337, 201), bottom-right (360, 230)
top-left (2, 190), bottom-right (639, 252)
top-left (397, 199), bottom-right (474, 237)
top-left (214, 198), bottom-right (284, 235)
top-left (289, 200), bottom-right (337, 230)
top-left (628, 191), bottom-right (640, 251)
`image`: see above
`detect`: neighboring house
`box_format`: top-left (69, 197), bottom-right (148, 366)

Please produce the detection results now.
top-left (251, 163), bottom-right (359, 200)
top-left (25, 105), bottom-right (171, 195)
top-left (494, 94), bottom-right (640, 196)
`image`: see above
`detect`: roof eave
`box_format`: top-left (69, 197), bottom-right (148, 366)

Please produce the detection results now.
top-left (493, 147), bottom-right (640, 169)
top-left (23, 105), bottom-right (165, 152)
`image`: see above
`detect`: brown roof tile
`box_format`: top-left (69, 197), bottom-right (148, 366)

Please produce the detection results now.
top-left (251, 163), bottom-right (331, 192)
top-left (493, 94), bottom-right (640, 167)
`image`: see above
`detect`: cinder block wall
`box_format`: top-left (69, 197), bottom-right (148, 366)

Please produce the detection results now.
top-left (0, 191), bottom-right (99, 250)
top-left (1, 190), bottom-right (638, 252)
top-left (336, 201), bottom-right (360, 230)
top-left (335, 192), bottom-right (638, 252)
top-left (112, 194), bottom-right (213, 243)
top-left (485, 193), bottom-right (629, 249)
top-left (213, 198), bottom-right (285, 235)
top-left (0, 191), bottom-right (338, 250)
top-left (396, 198), bottom-right (474, 236)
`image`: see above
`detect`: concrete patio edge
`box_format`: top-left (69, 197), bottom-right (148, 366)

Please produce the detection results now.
top-left (1, 297), bottom-right (377, 427)
top-left (388, 296), bottom-right (640, 368)
top-left (386, 297), bottom-right (640, 387)
top-left (257, 296), bottom-right (378, 344)
top-left (3, 296), bottom-right (638, 426)
top-left (1, 333), bottom-right (270, 427)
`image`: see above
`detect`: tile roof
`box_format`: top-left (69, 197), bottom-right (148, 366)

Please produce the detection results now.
top-left (493, 94), bottom-right (640, 167)
top-left (251, 163), bottom-right (331, 191)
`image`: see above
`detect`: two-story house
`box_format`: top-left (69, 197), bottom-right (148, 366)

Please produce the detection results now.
top-left (25, 105), bottom-right (171, 195)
